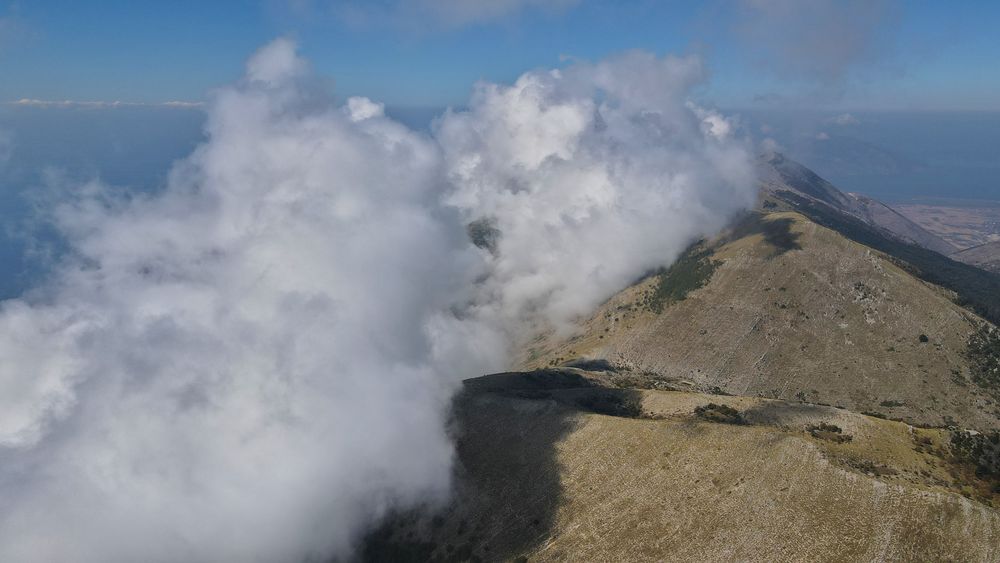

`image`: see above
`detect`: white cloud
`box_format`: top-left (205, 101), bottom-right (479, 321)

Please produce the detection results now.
top-left (0, 40), bottom-right (472, 562)
top-left (436, 50), bottom-right (755, 335)
top-left (0, 40), bottom-right (755, 561)
top-left (245, 37), bottom-right (308, 85)
top-left (761, 137), bottom-right (783, 153)
top-left (827, 112), bottom-right (860, 125)
top-left (815, 131), bottom-right (831, 140)
top-left (345, 96), bottom-right (385, 121)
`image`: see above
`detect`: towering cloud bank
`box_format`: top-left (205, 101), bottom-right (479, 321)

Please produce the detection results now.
top-left (437, 51), bottom-right (754, 334)
top-left (0, 40), bottom-right (754, 561)
top-left (0, 39), bottom-right (471, 562)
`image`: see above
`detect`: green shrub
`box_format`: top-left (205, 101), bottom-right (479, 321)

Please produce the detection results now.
top-left (951, 430), bottom-right (1000, 481)
top-left (846, 459), bottom-right (897, 477)
top-left (648, 245), bottom-right (718, 313)
top-left (807, 422), bottom-right (853, 443)
top-left (576, 391), bottom-right (643, 418)
top-left (693, 403), bottom-right (745, 425)
top-left (968, 324), bottom-right (1000, 390)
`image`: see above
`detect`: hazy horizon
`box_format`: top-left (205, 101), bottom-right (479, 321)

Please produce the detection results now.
top-left (1, 103), bottom-right (997, 301)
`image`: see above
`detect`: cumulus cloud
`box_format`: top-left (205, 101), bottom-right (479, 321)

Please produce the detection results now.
top-left (0, 39), bottom-right (754, 562)
top-left (733, 0), bottom-right (899, 88)
top-left (437, 50), bottom-right (755, 335)
top-left (0, 39), bottom-right (473, 562)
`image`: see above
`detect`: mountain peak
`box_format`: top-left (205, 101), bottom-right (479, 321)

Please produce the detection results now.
top-left (757, 153), bottom-right (956, 254)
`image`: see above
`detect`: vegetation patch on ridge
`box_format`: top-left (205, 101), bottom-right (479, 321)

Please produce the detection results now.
top-left (694, 403), bottom-right (746, 425)
top-left (950, 430), bottom-right (1000, 501)
top-left (724, 212), bottom-right (802, 256)
top-left (575, 390), bottom-right (643, 418)
top-left (807, 422), bottom-right (853, 444)
top-left (645, 244), bottom-right (718, 313)
top-left (967, 324), bottom-right (1000, 391)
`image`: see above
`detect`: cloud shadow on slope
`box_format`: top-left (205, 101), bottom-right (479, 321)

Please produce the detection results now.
top-left (359, 371), bottom-right (639, 562)
top-left (725, 212), bottom-right (803, 257)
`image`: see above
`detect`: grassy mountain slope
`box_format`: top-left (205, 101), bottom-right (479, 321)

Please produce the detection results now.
top-left (758, 153), bottom-right (956, 255)
top-left (365, 373), bottom-right (1000, 562)
top-left (520, 211), bottom-right (999, 431)
top-left (774, 190), bottom-right (1000, 326)
top-left (363, 155), bottom-right (1000, 561)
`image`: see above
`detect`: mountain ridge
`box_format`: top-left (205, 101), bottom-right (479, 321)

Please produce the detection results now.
top-left (758, 152), bottom-right (956, 255)
top-left (361, 154), bottom-right (1000, 562)
top-left (516, 155), bottom-right (1000, 430)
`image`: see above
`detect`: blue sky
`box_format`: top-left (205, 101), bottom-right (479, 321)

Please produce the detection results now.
top-left (1, 0), bottom-right (999, 110)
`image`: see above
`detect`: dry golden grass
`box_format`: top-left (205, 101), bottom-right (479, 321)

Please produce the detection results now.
top-left (366, 379), bottom-right (1000, 562)
top-left (520, 212), bottom-right (1000, 431)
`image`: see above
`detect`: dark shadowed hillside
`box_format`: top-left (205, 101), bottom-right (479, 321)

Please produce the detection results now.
top-left (363, 372), bottom-right (1000, 562)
